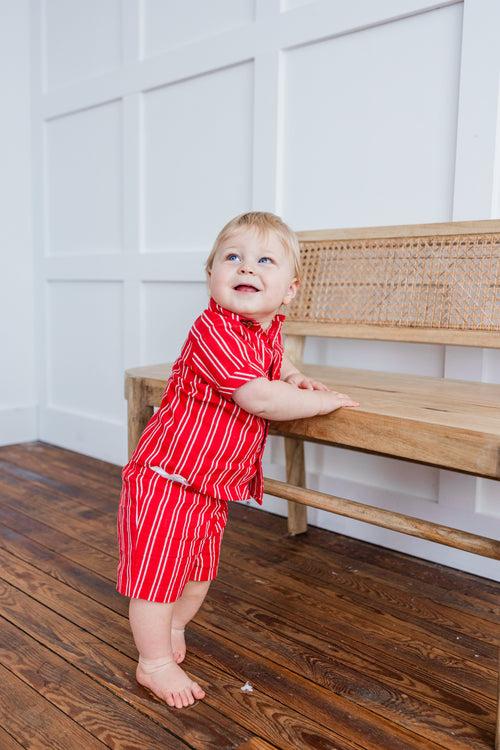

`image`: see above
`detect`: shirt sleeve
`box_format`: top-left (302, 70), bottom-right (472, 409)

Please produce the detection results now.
top-left (188, 315), bottom-right (267, 399)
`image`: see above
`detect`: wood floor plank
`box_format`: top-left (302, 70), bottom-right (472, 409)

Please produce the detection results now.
top-left (184, 580), bottom-right (497, 732)
top-left (0, 580), bottom-right (255, 750)
top-left (223, 506), bottom-right (500, 625)
top-left (221, 525), bottom-right (500, 643)
top-left (0, 577), bottom-right (360, 750)
top-left (8, 442), bottom-right (121, 482)
top-left (0, 453), bottom-right (118, 510)
top-left (0, 470), bottom-right (115, 552)
top-left (3, 469), bottom-right (490, 668)
top-left (1, 504), bottom-right (495, 728)
top-left (0, 460), bottom-right (500, 643)
top-left (0, 481), bottom-right (495, 689)
top-left (0, 502), bottom-right (116, 577)
top-left (0, 727), bottom-right (26, 749)
top-left (0, 525), bottom-right (496, 726)
top-left (0, 615), bottom-right (192, 749)
top-left (3, 445), bottom-right (499, 636)
top-left (0, 464), bottom-right (495, 660)
top-left (0, 534), bottom-right (495, 747)
top-left (6, 441), bottom-right (500, 609)
top-left (235, 499), bottom-right (500, 607)
top-left (0, 476), bottom-right (496, 695)
top-left (0, 662), bottom-right (105, 749)
top-left (0, 494), bottom-right (495, 732)
top-left (0, 441), bottom-right (498, 749)
top-left (219, 540), bottom-right (498, 675)
top-left (236, 739), bottom-right (281, 750)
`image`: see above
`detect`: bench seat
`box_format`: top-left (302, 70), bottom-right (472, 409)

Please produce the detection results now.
top-left (125, 363), bottom-right (500, 481)
top-left (268, 363), bottom-right (500, 480)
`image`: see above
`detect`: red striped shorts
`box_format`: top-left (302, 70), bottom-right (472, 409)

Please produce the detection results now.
top-left (116, 462), bottom-right (228, 603)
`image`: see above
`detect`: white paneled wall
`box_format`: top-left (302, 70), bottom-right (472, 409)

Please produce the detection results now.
top-left (142, 1), bottom-right (255, 57)
top-left (46, 281), bottom-right (124, 420)
top-left (44, 0), bottom-right (122, 91)
top-left (46, 101), bottom-right (124, 255)
top-left (28, 0), bottom-right (500, 579)
top-left (0, 0), bottom-right (36, 445)
top-left (282, 5), bottom-right (461, 226)
top-left (142, 61), bottom-right (254, 252)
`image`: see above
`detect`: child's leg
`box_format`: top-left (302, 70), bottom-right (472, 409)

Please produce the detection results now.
top-left (168, 496), bottom-right (227, 662)
top-left (170, 580), bottom-right (212, 663)
top-left (129, 596), bottom-right (206, 708)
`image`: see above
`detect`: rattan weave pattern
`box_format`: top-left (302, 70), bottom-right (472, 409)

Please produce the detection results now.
top-left (286, 233), bottom-right (500, 331)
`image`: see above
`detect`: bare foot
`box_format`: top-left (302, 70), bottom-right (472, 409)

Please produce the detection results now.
top-left (171, 626), bottom-right (186, 664)
top-left (136, 657), bottom-right (205, 708)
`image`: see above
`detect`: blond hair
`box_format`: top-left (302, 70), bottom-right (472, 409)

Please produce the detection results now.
top-left (204, 211), bottom-right (301, 282)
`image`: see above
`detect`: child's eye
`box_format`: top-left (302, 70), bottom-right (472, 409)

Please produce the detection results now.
top-left (224, 253), bottom-right (273, 263)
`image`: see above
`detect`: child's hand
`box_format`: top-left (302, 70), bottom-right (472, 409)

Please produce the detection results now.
top-left (284, 372), bottom-right (330, 391)
top-left (318, 390), bottom-right (360, 414)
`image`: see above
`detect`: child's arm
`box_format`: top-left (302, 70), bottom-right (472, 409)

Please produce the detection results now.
top-left (280, 353), bottom-right (330, 392)
top-left (232, 378), bottom-right (359, 421)
top-left (280, 353), bottom-right (301, 381)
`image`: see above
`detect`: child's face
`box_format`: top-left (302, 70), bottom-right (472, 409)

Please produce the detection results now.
top-left (207, 227), bottom-right (299, 328)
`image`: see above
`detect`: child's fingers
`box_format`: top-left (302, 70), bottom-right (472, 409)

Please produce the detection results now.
top-left (316, 382), bottom-right (330, 391)
top-left (298, 380), bottom-right (313, 390)
top-left (299, 379), bottom-right (336, 392)
top-left (332, 391), bottom-right (360, 405)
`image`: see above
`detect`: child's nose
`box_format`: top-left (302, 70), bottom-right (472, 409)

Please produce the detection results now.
top-left (240, 261), bottom-right (256, 273)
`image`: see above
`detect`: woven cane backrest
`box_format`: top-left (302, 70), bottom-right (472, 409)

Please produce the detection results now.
top-left (284, 220), bottom-right (500, 347)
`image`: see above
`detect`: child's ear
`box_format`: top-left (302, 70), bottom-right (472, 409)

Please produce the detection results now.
top-left (283, 278), bottom-right (300, 305)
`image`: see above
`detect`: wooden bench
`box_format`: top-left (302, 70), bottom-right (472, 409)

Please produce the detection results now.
top-left (125, 219), bottom-right (500, 748)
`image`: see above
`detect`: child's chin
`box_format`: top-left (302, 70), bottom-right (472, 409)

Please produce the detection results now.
top-left (233, 291), bottom-right (260, 299)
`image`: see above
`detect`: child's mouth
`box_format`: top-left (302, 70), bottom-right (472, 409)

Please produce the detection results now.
top-left (234, 285), bottom-right (259, 293)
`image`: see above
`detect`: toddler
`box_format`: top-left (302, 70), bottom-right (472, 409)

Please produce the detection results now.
top-left (116, 211), bottom-right (359, 709)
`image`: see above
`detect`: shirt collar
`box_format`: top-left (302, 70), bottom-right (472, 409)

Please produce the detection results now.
top-left (208, 296), bottom-right (286, 334)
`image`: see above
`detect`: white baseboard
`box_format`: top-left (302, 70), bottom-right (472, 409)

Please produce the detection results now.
top-left (39, 405), bottom-right (125, 466)
top-left (0, 405), bottom-right (38, 446)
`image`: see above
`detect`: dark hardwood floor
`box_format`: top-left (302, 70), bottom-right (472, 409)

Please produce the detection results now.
top-left (0, 441), bottom-right (498, 749)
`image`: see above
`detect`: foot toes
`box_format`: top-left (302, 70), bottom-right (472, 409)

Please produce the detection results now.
top-left (174, 692), bottom-right (184, 709)
top-left (191, 681), bottom-right (205, 698)
top-left (164, 690), bottom-right (175, 707)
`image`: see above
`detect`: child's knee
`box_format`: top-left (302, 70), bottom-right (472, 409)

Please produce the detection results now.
top-left (181, 579), bottom-right (211, 598)
top-left (129, 596), bottom-right (176, 617)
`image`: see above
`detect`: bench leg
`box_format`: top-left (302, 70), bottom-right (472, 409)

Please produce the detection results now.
top-left (284, 437), bottom-right (307, 535)
top-left (126, 378), bottom-right (154, 459)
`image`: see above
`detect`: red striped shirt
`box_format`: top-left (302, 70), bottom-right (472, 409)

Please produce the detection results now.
top-left (125, 296), bottom-right (285, 505)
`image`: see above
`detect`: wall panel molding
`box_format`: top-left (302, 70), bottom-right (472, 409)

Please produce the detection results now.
top-left (31, 0), bottom-right (500, 579)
